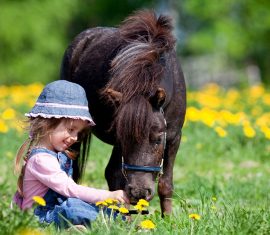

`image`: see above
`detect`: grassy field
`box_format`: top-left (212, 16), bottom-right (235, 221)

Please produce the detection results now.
top-left (1, 83), bottom-right (270, 234)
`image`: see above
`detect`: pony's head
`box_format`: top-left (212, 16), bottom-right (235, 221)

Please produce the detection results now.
top-left (106, 88), bottom-right (167, 203)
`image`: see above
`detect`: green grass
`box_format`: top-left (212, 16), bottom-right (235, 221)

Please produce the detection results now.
top-left (1, 83), bottom-right (270, 234)
top-left (1, 122), bottom-right (270, 235)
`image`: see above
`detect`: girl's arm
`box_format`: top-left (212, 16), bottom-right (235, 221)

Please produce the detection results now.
top-left (27, 154), bottom-right (120, 203)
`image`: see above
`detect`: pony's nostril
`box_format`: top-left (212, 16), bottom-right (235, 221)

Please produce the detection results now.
top-left (145, 188), bottom-right (153, 200)
top-left (128, 185), bottom-right (153, 202)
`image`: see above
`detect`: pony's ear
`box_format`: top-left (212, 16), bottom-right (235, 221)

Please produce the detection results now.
top-left (104, 88), bottom-right (123, 104)
top-left (150, 88), bottom-right (166, 108)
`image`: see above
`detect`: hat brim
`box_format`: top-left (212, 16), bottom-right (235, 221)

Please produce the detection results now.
top-left (25, 105), bottom-right (95, 126)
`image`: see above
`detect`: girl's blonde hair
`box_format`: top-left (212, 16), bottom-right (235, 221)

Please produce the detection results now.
top-left (14, 117), bottom-right (89, 197)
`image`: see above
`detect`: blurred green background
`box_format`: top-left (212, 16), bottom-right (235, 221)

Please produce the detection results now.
top-left (0, 0), bottom-right (269, 87)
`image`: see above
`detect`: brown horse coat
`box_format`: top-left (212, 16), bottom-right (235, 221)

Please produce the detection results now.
top-left (60, 10), bottom-right (186, 215)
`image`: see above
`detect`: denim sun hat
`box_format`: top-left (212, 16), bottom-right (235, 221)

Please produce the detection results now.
top-left (25, 80), bottom-right (95, 125)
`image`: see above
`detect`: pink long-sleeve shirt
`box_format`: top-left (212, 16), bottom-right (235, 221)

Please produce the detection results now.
top-left (17, 152), bottom-right (111, 210)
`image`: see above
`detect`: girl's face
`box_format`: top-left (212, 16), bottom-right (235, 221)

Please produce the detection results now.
top-left (41, 119), bottom-right (89, 152)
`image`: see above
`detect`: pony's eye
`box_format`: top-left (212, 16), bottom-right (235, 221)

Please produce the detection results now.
top-left (150, 132), bottom-right (163, 146)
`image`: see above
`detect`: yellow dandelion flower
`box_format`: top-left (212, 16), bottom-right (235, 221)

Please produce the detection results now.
top-left (189, 213), bottom-right (201, 220)
top-left (18, 228), bottom-right (44, 235)
top-left (263, 94), bottom-right (270, 105)
top-left (256, 114), bottom-right (270, 127)
top-left (105, 198), bottom-right (113, 204)
top-left (108, 205), bottom-right (119, 210)
top-left (105, 198), bottom-right (118, 204)
top-left (27, 83), bottom-right (44, 96)
top-left (249, 85), bottom-right (264, 99)
top-left (260, 126), bottom-right (270, 139)
top-left (243, 125), bottom-right (256, 138)
top-left (214, 126), bottom-right (227, 137)
top-left (2, 108), bottom-right (16, 120)
top-left (0, 86), bottom-right (9, 98)
top-left (118, 207), bottom-right (129, 214)
top-left (186, 107), bottom-right (200, 122)
top-left (197, 93), bottom-right (221, 109)
top-left (96, 201), bottom-right (103, 206)
top-left (140, 219), bottom-right (156, 230)
top-left (0, 120), bottom-right (8, 133)
top-left (225, 89), bottom-right (239, 106)
top-left (134, 204), bottom-right (144, 212)
top-left (212, 197), bottom-right (217, 201)
top-left (200, 107), bottom-right (218, 127)
top-left (32, 196), bottom-right (46, 206)
top-left (137, 199), bottom-right (149, 207)
top-left (220, 110), bottom-right (240, 125)
top-left (95, 201), bottom-right (108, 207)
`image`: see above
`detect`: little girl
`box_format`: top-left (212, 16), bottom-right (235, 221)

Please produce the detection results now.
top-left (13, 80), bottom-right (129, 229)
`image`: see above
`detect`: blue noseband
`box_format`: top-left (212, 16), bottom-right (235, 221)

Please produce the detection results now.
top-left (122, 159), bottom-right (164, 173)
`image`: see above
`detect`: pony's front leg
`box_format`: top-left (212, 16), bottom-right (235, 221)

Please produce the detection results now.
top-left (105, 145), bottom-right (125, 190)
top-left (158, 172), bottom-right (173, 215)
top-left (158, 134), bottom-right (181, 216)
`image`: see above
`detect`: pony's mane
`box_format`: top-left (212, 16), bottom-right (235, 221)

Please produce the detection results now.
top-left (102, 10), bottom-right (175, 147)
top-left (104, 10), bottom-right (175, 102)
top-left (120, 10), bottom-right (175, 51)
top-left (115, 95), bottom-right (153, 153)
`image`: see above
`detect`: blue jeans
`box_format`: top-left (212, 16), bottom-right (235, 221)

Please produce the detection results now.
top-left (34, 189), bottom-right (99, 228)
top-left (30, 149), bottom-right (119, 228)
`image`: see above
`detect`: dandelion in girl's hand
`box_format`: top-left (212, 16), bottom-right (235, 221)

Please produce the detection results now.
top-left (105, 198), bottom-right (118, 205)
top-left (189, 213), bottom-right (201, 220)
top-left (118, 207), bottom-right (129, 214)
top-left (108, 205), bottom-right (119, 210)
top-left (140, 219), bottom-right (156, 230)
top-left (96, 201), bottom-right (108, 207)
top-left (32, 196), bottom-right (46, 206)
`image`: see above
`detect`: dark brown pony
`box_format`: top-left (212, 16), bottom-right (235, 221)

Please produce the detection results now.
top-left (60, 10), bottom-right (186, 215)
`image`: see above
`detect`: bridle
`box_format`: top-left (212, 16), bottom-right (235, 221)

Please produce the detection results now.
top-left (121, 108), bottom-right (167, 181)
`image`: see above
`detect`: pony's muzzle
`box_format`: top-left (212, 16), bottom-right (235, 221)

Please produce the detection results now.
top-left (127, 184), bottom-right (154, 204)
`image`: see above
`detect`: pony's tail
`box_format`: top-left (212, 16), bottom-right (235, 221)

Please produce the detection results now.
top-left (14, 138), bottom-right (32, 197)
top-left (119, 9), bottom-right (176, 51)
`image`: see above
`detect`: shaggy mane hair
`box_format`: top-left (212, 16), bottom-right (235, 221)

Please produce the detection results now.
top-left (102, 10), bottom-right (175, 149)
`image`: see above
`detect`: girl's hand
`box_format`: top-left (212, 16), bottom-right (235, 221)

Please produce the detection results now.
top-left (109, 190), bottom-right (129, 204)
